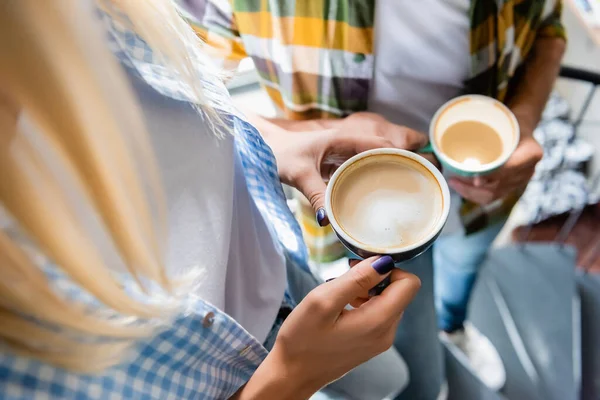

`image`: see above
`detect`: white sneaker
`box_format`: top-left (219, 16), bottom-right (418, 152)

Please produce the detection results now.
top-left (439, 322), bottom-right (506, 391)
top-left (436, 380), bottom-right (449, 400)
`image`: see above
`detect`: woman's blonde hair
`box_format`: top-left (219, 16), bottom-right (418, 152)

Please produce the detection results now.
top-left (0, 0), bottom-right (226, 371)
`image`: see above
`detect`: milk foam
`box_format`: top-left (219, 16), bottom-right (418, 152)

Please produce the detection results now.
top-left (332, 155), bottom-right (442, 249)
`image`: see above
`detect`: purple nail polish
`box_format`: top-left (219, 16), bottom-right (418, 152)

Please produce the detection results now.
top-left (316, 208), bottom-right (327, 227)
top-left (371, 255), bottom-right (395, 275)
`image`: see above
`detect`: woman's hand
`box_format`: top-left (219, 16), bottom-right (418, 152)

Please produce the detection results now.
top-left (232, 256), bottom-right (421, 399)
top-left (255, 112), bottom-right (428, 217)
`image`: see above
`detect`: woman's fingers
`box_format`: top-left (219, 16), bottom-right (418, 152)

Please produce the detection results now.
top-left (299, 124), bottom-right (428, 219)
top-left (349, 297), bottom-right (369, 308)
top-left (343, 259), bottom-right (391, 304)
top-left (384, 125), bottom-right (428, 150)
top-left (338, 268), bottom-right (420, 345)
top-left (314, 256), bottom-right (395, 318)
top-left (356, 268), bottom-right (421, 322)
top-left (293, 167), bottom-right (329, 224)
top-left (348, 259), bottom-right (361, 268)
top-left (418, 153), bottom-right (441, 169)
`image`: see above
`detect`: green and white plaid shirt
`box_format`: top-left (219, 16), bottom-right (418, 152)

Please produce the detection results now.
top-left (182, 0), bottom-right (566, 233)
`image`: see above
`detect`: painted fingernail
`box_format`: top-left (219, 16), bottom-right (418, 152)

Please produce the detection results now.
top-left (316, 208), bottom-right (327, 227)
top-left (371, 255), bottom-right (395, 275)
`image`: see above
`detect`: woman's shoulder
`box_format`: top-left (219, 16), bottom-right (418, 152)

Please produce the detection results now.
top-left (96, 4), bottom-right (239, 118)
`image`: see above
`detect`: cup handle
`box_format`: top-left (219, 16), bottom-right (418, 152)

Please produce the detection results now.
top-left (419, 142), bottom-right (434, 153)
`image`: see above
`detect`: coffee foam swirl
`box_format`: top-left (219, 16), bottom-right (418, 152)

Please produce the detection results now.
top-left (332, 155), bottom-right (443, 250)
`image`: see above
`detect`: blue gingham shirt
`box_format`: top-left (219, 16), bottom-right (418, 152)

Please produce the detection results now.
top-left (0, 9), bottom-right (311, 400)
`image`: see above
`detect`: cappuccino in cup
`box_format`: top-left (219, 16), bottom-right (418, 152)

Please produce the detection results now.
top-left (428, 95), bottom-right (520, 176)
top-left (325, 149), bottom-right (450, 263)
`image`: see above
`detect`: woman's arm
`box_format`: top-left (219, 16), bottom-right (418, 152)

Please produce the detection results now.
top-left (231, 352), bottom-right (318, 400)
top-left (230, 256), bottom-right (421, 400)
top-left (0, 87), bottom-right (20, 130)
top-left (245, 111), bottom-right (428, 214)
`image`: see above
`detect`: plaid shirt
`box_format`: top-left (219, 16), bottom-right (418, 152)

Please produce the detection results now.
top-left (181, 0), bottom-right (566, 233)
top-left (0, 9), bottom-right (309, 400)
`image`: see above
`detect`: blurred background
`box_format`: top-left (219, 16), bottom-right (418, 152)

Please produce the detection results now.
top-left (230, 1), bottom-right (600, 273)
top-left (229, 2), bottom-right (600, 399)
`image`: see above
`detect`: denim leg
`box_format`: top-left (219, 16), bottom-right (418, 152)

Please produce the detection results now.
top-left (433, 220), bottom-right (506, 332)
top-left (394, 248), bottom-right (444, 400)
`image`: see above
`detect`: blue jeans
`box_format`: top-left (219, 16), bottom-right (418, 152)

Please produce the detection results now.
top-left (393, 249), bottom-right (444, 400)
top-left (433, 220), bottom-right (506, 332)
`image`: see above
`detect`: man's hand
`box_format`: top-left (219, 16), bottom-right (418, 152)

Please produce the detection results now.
top-left (449, 35), bottom-right (564, 206)
top-left (448, 136), bottom-right (543, 205)
top-left (253, 112), bottom-right (428, 216)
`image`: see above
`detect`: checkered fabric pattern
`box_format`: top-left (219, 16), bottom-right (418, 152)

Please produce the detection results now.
top-left (182, 0), bottom-right (566, 118)
top-left (0, 299), bottom-right (267, 399)
top-left (0, 9), bottom-right (311, 399)
top-left (234, 116), bottom-right (310, 268)
top-left (181, 0), bottom-right (566, 235)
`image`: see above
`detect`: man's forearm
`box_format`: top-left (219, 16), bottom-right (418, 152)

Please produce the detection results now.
top-left (507, 37), bottom-right (566, 137)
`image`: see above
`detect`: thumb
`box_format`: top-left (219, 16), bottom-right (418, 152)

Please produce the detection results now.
top-left (296, 169), bottom-right (329, 226)
top-left (325, 256), bottom-right (395, 311)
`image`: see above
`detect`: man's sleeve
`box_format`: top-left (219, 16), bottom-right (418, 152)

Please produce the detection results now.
top-left (178, 0), bottom-right (248, 70)
top-left (538, 0), bottom-right (567, 41)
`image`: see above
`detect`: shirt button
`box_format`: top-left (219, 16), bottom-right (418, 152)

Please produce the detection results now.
top-left (353, 53), bottom-right (366, 63)
top-left (239, 345), bottom-right (251, 357)
top-left (202, 312), bottom-right (215, 328)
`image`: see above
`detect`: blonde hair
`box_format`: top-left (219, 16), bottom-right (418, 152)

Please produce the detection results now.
top-left (0, 0), bottom-right (227, 371)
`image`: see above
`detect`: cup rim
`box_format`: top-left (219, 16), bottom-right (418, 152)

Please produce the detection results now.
top-left (325, 148), bottom-right (451, 255)
top-left (429, 94), bottom-right (520, 174)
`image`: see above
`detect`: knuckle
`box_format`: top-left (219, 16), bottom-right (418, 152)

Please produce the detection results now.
top-left (404, 135), bottom-right (419, 148)
top-left (350, 267), bottom-right (375, 292)
top-left (406, 273), bottom-right (422, 291)
top-left (531, 140), bottom-right (544, 158)
top-left (374, 330), bottom-right (395, 353)
top-left (276, 326), bottom-right (294, 346)
top-left (372, 313), bottom-right (394, 330)
top-left (382, 329), bottom-right (396, 349)
top-left (396, 139), bottom-right (409, 149)
top-left (382, 139), bottom-right (395, 148)
top-left (307, 191), bottom-right (325, 211)
top-left (304, 289), bottom-right (334, 315)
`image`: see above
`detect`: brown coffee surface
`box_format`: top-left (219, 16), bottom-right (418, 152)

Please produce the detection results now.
top-left (332, 155), bottom-right (443, 249)
top-left (439, 120), bottom-right (503, 166)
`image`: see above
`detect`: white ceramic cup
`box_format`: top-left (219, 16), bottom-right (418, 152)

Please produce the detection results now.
top-left (427, 94), bottom-right (520, 177)
top-left (325, 148), bottom-right (451, 263)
